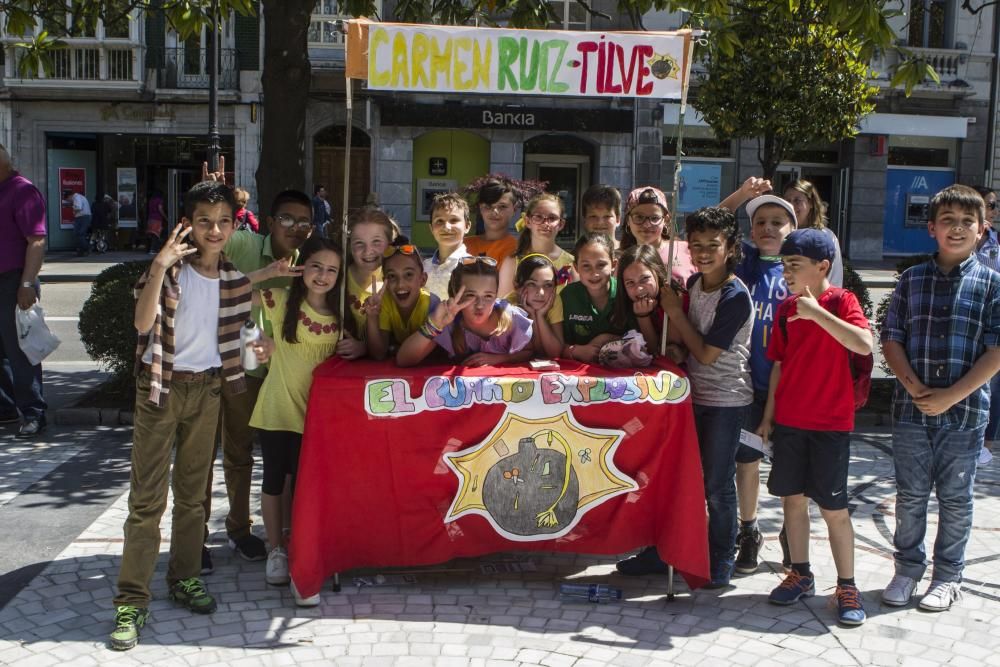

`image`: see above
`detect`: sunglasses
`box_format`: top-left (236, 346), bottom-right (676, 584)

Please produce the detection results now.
top-left (383, 244), bottom-right (420, 258)
top-left (460, 255), bottom-right (498, 267)
top-left (274, 213), bottom-right (313, 230)
top-left (989, 201), bottom-right (998, 210)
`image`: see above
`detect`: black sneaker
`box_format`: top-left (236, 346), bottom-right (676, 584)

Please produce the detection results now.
top-left (229, 534), bottom-right (267, 561)
top-left (616, 546), bottom-right (669, 576)
top-left (201, 546), bottom-right (214, 575)
top-left (16, 417), bottom-right (46, 438)
top-left (734, 525), bottom-right (763, 575)
top-left (109, 605), bottom-right (149, 651)
top-left (778, 526), bottom-right (791, 572)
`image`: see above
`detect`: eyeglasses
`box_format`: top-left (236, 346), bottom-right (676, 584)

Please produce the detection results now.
top-left (383, 244), bottom-right (420, 259)
top-left (460, 255), bottom-right (498, 267)
top-left (630, 214), bottom-right (665, 227)
top-left (529, 214), bottom-right (561, 225)
top-left (274, 213), bottom-right (313, 230)
top-left (989, 201), bottom-right (998, 210)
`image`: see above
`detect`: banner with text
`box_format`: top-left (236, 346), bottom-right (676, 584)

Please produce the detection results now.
top-left (359, 23), bottom-right (691, 99)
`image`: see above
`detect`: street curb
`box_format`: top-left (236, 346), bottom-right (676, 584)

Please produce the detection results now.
top-left (40, 275), bottom-right (101, 284)
top-left (54, 408), bottom-right (133, 427)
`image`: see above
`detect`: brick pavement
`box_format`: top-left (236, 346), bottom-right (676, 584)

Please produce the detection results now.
top-left (1, 427), bottom-right (998, 666)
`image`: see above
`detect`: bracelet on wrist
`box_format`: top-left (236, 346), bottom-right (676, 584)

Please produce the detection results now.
top-left (425, 318), bottom-right (444, 335)
top-left (418, 323), bottom-right (436, 340)
top-left (567, 345), bottom-right (576, 360)
top-left (636, 312), bottom-right (651, 319)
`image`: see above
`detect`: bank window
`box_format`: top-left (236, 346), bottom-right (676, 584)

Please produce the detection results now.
top-left (888, 134), bottom-right (956, 168)
top-left (907, 0), bottom-right (954, 49)
top-left (548, 1), bottom-right (589, 30)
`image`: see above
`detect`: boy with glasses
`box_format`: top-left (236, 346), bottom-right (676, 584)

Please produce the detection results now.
top-left (194, 190), bottom-right (314, 574)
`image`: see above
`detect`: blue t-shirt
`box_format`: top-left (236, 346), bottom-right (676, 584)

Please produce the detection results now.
top-left (736, 244), bottom-right (789, 393)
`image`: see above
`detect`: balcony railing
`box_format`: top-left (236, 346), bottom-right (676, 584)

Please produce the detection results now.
top-left (1, 43), bottom-right (138, 85)
top-left (870, 47), bottom-right (992, 91)
top-left (147, 47), bottom-right (239, 90)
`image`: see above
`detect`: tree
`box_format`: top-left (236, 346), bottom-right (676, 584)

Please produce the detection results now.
top-left (692, 2), bottom-right (878, 180)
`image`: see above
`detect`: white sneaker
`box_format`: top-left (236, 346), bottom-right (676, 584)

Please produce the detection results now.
top-left (978, 447), bottom-right (993, 466)
top-left (291, 579), bottom-right (320, 607)
top-left (265, 547), bottom-right (290, 586)
top-left (881, 574), bottom-right (918, 607)
top-left (919, 580), bottom-right (962, 612)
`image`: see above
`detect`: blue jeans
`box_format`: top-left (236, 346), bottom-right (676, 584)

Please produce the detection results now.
top-left (891, 421), bottom-right (983, 583)
top-left (985, 373), bottom-right (1000, 443)
top-left (694, 403), bottom-right (747, 578)
top-left (0, 270), bottom-right (46, 421)
top-left (73, 214), bottom-right (92, 253)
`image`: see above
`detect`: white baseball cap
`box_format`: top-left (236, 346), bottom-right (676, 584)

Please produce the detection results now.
top-left (745, 194), bottom-right (797, 227)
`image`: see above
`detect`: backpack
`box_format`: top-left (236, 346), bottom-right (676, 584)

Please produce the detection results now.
top-left (778, 288), bottom-right (873, 410)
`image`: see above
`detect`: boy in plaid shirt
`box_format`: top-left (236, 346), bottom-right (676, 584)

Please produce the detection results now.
top-left (881, 184), bottom-right (1000, 611)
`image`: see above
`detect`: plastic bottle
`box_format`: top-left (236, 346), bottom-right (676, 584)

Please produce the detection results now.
top-left (240, 319), bottom-right (261, 371)
top-left (558, 583), bottom-right (623, 603)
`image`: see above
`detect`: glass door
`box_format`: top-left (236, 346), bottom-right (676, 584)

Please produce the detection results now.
top-left (524, 154), bottom-right (590, 246)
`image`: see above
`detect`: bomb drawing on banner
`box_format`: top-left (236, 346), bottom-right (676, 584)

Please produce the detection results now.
top-left (444, 411), bottom-right (637, 542)
top-left (482, 435), bottom-right (580, 536)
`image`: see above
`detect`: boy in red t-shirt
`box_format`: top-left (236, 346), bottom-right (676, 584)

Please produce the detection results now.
top-left (757, 228), bottom-right (873, 626)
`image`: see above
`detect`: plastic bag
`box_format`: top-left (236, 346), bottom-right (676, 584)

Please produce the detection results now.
top-left (597, 329), bottom-right (652, 369)
top-left (15, 304), bottom-right (61, 366)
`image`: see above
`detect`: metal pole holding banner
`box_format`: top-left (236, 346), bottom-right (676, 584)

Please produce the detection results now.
top-left (661, 34), bottom-right (698, 359)
top-left (207, 0), bottom-right (221, 172)
top-left (339, 22), bottom-right (354, 336)
top-left (662, 34), bottom-right (697, 603)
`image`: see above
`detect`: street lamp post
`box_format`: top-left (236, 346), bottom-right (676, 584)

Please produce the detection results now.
top-left (207, 0), bottom-right (221, 172)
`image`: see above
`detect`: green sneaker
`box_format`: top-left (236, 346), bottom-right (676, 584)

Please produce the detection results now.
top-left (109, 605), bottom-right (149, 651)
top-left (169, 577), bottom-right (217, 614)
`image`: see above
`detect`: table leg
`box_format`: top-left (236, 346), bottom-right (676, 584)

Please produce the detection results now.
top-left (666, 565), bottom-right (675, 601)
top-left (332, 573), bottom-right (341, 593)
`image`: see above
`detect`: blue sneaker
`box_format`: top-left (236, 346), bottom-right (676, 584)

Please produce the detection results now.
top-left (835, 584), bottom-right (866, 626)
top-left (768, 571), bottom-right (815, 605)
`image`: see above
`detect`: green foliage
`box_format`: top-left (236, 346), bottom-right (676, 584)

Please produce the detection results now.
top-left (693, 1), bottom-right (878, 179)
top-left (78, 261), bottom-right (150, 382)
top-left (2, 1), bottom-right (257, 67)
top-left (873, 254), bottom-right (931, 375)
top-left (842, 260), bottom-right (872, 320)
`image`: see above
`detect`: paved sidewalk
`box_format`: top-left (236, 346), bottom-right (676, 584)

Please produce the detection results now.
top-left (0, 426), bottom-right (997, 666)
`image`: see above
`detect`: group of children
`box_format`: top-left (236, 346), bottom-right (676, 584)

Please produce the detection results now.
top-left (109, 174), bottom-right (997, 649)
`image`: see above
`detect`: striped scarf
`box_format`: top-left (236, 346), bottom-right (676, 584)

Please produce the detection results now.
top-left (133, 254), bottom-right (251, 407)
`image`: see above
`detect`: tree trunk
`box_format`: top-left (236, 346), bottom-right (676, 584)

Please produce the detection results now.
top-left (256, 0), bottom-right (314, 212)
top-left (758, 133), bottom-right (785, 183)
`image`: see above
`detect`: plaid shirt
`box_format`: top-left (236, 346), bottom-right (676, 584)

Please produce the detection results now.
top-left (881, 254), bottom-right (1000, 429)
top-left (976, 228), bottom-right (1000, 274)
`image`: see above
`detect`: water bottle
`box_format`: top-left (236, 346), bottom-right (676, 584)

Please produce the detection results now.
top-left (559, 583), bottom-right (623, 603)
top-left (240, 319), bottom-right (261, 371)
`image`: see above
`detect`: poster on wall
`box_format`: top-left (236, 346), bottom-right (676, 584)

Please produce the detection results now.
top-left (116, 168), bottom-right (138, 228)
top-left (677, 163), bottom-right (721, 212)
top-left (58, 168), bottom-right (86, 230)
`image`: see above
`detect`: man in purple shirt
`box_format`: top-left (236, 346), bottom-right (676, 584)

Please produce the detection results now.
top-left (0, 144), bottom-right (48, 436)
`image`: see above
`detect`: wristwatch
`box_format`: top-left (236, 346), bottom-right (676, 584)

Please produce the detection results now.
top-left (21, 281), bottom-right (34, 288)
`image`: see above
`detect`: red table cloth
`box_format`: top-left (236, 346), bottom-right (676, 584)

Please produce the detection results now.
top-left (289, 357), bottom-right (709, 597)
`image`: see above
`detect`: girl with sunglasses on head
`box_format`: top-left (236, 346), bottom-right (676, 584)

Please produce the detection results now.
top-left (396, 256), bottom-right (534, 368)
top-left (498, 193), bottom-right (578, 296)
top-left (363, 240), bottom-right (440, 360)
top-left (620, 186), bottom-right (696, 284)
